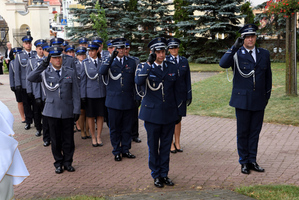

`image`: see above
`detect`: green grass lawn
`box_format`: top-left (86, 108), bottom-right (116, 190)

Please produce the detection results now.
top-left (236, 185), bottom-right (299, 200)
top-left (188, 63), bottom-right (299, 126)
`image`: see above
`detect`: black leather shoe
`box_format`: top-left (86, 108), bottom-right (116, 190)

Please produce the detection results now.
top-left (92, 143), bottom-right (98, 147)
top-left (43, 141), bottom-right (50, 147)
top-left (64, 165), bottom-right (75, 172)
top-left (35, 130), bottom-right (42, 137)
top-left (161, 177), bottom-right (175, 186)
top-left (241, 163), bottom-right (250, 174)
top-left (55, 166), bottom-right (64, 174)
top-left (132, 137), bottom-right (142, 143)
top-left (81, 136), bottom-right (87, 139)
top-left (24, 123), bottom-right (31, 130)
top-left (122, 152), bottom-right (136, 158)
top-left (249, 162), bottom-right (265, 172)
top-left (170, 149), bottom-right (177, 154)
top-left (115, 154), bottom-right (122, 161)
top-left (154, 177), bottom-right (164, 188)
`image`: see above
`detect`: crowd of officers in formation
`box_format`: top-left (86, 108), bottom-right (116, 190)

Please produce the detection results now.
top-left (8, 35), bottom-right (192, 188)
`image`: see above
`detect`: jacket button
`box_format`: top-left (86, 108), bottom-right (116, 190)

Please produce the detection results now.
top-left (238, 92), bottom-right (240, 94)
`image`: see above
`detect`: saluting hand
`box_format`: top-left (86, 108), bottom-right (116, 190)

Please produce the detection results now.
top-left (147, 51), bottom-right (156, 65)
top-left (233, 37), bottom-right (244, 49)
top-left (111, 47), bottom-right (118, 61)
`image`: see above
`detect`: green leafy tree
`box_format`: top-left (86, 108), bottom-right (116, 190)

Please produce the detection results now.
top-left (241, 1), bottom-right (255, 24)
top-left (135, 0), bottom-right (175, 61)
top-left (177, 0), bottom-right (244, 63)
top-left (90, 1), bottom-right (108, 42)
top-left (173, 0), bottom-right (194, 57)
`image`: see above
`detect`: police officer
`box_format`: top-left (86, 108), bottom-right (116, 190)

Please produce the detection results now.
top-left (100, 38), bottom-right (138, 161)
top-left (62, 40), bottom-right (69, 53)
top-left (74, 46), bottom-right (90, 139)
top-left (91, 36), bottom-right (110, 59)
top-left (78, 37), bottom-right (88, 48)
top-left (14, 35), bottom-right (37, 130)
top-left (26, 39), bottom-right (46, 137)
top-left (9, 47), bottom-right (26, 123)
top-left (106, 40), bottom-right (114, 56)
top-left (135, 37), bottom-right (179, 188)
top-left (50, 38), bottom-right (77, 73)
top-left (27, 47), bottom-right (80, 174)
top-left (219, 24), bottom-right (272, 174)
top-left (166, 38), bottom-right (192, 153)
top-left (65, 45), bottom-right (75, 58)
top-left (124, 40), bottom-right (141, 143)
top-left (81, 41), bottom-right (106, 147)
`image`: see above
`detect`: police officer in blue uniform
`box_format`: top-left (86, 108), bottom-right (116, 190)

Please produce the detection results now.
top-left (166, 38), bottom-right (192, 153)
top-left (50, 38), bottom-right (77, 73)
top-left (124, 40), bottom-right (142, 143)
top-left (135, 37), bottom-right (179, 188)
top-left (14, 35), bottom-right (37, 130)
top-left (62, 40), bottom-right (69, 53)
top-left (78, 37), bottom-right (88, 48)
top-left (219, 24), bottom-right (272, 174)
top-left (100, 38), bottom-right (138, 161)
top-left (27, 47), bottom-right (80, 174)
top-left (81, 41), bottom-right (106, 147)
top-left (9, 47), bottom-right (26, 123)
top-left (106, 40), bottom-right (114, 56)
top-left (64, 45), bottom-right (75, 58)
top-left (74, 46), bottom-right (91, 139)
top-left (91, 36), bottom-right (110, 59)
top-left (26, 39), bottom-right (47, 138)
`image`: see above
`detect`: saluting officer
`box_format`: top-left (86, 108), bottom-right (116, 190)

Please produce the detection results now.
top-left (9, 47), bottom-right (26, 123)
top-left (124, 40), bottom-right (141, 143)
top-left (100, 38), bottom-right (138, 161)
top-left (166, 38), bottom-right (192, 153)
top-left (135, 37), bottom-right (179, 188)
top-left (81, 41), bottom-right (106, 147)
top-left (27, 47), bottom-right (80, 174)
top-left (26, 39), bottom-right (47, 138)
top-left (74, 46), bottom-right (90, 139)
top-left (14, 35), bottom-right (37, 130)
top-left (219, 24), bottom-right (272, 174)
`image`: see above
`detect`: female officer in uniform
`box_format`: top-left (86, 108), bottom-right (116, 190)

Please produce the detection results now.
top-left (81, 42), bottom-right (106, 147)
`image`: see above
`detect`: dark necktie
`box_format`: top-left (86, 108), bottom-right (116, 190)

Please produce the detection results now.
top-left (158, 65), bottom-right (163, 71)
top-left (120, 58), bottom-right (123, 65)
top-left (249, 50), bottom-right (255, 62)
top-left (28, 53), bottom-right (31, 58)
top-left (56, 70), bottom-right (60, 78)
top-left (94, 60), bottom-right (97, 66)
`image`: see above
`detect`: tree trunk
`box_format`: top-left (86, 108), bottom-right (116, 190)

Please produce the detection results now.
top-left (285, 13), bottom-right (297, 96)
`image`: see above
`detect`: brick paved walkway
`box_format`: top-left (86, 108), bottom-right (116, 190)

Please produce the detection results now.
top-left (1, 73), bottom-right (299, 199)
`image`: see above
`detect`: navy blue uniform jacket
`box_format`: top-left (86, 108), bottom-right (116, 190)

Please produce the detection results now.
top-left (219, 46), bottom-right (272, 111)
top-left (100, 56), bottom-right (138, 110)
top-left (135, 61), bottom-right (179, 124)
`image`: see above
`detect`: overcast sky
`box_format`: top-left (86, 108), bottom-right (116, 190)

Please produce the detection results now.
top-left (249, 0), bottom-right (268, 6)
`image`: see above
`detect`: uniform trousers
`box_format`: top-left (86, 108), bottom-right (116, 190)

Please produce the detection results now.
top-left (236, 108), bottom-right (265, 164)
top-left (33, 99), bottom-right (43, 131)
top-left (47, 117), bottom-right (75, 168)
top-left (21, 89), bottom-right (33, 124)
top-left (42, 115), bottom-right (50, 143)
top-left (144, 121), bottom-right (175, 179)
top-left (131, 106), bottom-right (139, 139)
top-left (108, 108), bottom-right (134, 155)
